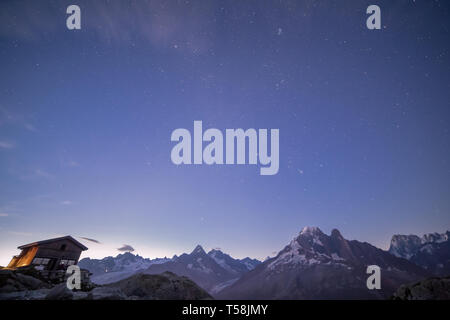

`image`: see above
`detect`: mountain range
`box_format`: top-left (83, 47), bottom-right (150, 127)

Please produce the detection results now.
top-left (79, 246), bottom-right (260, 293)
top-left (78, 252), bottom-right (171, 284)
top-left (78, 227), bottom-right (449, 299)
top-left (217, 227), bottom-right (430, 299)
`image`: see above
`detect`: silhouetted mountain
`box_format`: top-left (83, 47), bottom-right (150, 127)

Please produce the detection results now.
top-left (389, 231), bottom-right (450, 276)
top-left (218, 227), bottom-right (430, 299)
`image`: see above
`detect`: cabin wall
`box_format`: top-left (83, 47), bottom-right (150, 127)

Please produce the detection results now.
top-left (5, 238), bottom-right (86, 271)
top-left (7, 246), bottom-right (38, 268)
top-left (34, 239), bottom-right (83, 270)
top-left (6, 256), bottom-right (19, 268)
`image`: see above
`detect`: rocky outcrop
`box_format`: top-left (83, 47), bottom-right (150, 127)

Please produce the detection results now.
top-left (98, 272), bottom-right (212, 300)
top-left (392, 276), bottom-right (450, 300)
top-left (0, 268), bottom-right (50, 293)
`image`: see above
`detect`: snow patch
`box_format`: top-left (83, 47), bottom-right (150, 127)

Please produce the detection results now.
top-left (331, 253), bottom-right (345, 261)
top-left (210, 278), bottom-right (239, 294)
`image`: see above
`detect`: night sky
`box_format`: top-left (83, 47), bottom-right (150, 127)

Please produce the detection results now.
top-left (0, 0), bottom-right (449, 264)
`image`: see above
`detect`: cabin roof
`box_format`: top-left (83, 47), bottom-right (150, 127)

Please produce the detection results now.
top-left (18, 235), bottom-right (88, 251)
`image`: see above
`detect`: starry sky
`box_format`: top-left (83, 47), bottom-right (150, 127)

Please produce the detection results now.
top-left (0, 0), bottom-right (449, 265)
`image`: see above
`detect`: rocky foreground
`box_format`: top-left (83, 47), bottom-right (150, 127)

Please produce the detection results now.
top-left (0, 268), bottom-right (212, 300)
top-left (2, 267), bottom-right (449, 300)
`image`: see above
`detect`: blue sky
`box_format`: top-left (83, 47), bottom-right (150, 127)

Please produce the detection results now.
top-left (0, 0), bottom-right (449, 265)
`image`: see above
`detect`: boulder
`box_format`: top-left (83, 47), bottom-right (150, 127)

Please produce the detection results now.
top-left (45, 283), bottom-right (74, 300)
top-left (103, 272), bottom-right (212, 300)
top-left (392, 276), bottom-right (450, 300)
top-left (0, 269), bottom-right (48, 293)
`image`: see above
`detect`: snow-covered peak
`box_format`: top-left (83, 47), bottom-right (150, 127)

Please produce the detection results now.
top-left (300, 226), bottom-right (323, 236)
top-left (207, 249), bottom-right (261, 274)
top-left (267, 228), bottom-right (351, 271)
top-left (78, 253), bottom-right (172, 285)
top-left (268, 239), bottom-right (303, 270)
top-left (422, 232), bottom-right (449, 244)
top-left (240, 257), bottom-right (260, 271)
top-left (389, 234), bottom-right (422, 257)
top-left (297, 226), bottom-right (326, 246)
top-left (208, 249), bottom-right (223, 257)
top-left (389, 231), bottom-right (449, 259)
top-left (388, 230), bottom-right (450, 275)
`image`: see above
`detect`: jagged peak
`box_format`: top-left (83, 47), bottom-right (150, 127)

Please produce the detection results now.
top-left (299, 226), bottom-right (323, 236)
top-left (241, 257), bottom-right (258, 262)
top-left (117, 251), bottom-right (136, 258)
top-left (331, 228), bottom-right (344, 239)
top-left (422, 232), bottom-right (449, 244)
top-left (391, 234), bottom-right (421, 240)
top-left (191, 245), bottom-right (206, 255)
top-left (208, 249), bottom-right (229, 259)
top-left (390, 231), bottom-right (448, 245)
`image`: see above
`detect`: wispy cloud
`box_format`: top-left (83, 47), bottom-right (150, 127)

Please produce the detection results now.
top-left (117, 244), bottom-right (135, 252)
top-left (66, 160), bottom-right (80, 167)
top-left (24, 123), bottom-right (37, 132)
top-left (0, 141), bottom-right (14, 149)
top-left (60, 200), bottom-right (73, 205)
top-left (35, 169), bottom-right (53, 179)
top-left (80, 237), bottom-right (102, 244)
top-left (0, 213), bottom-right (9, 217)
top-left (20, 169), bottom-right (54, 180)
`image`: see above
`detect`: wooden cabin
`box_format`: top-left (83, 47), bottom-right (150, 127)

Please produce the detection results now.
top-left (6, 235), bottom-right (88, 271)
